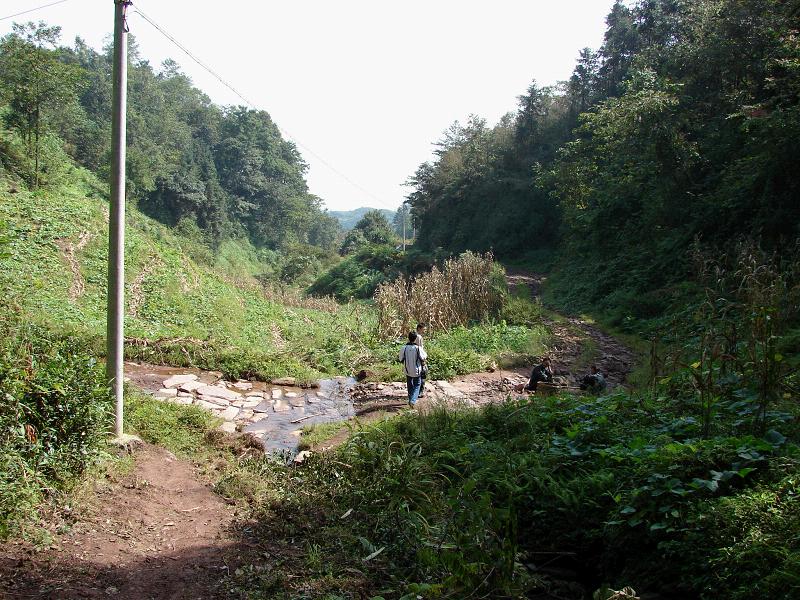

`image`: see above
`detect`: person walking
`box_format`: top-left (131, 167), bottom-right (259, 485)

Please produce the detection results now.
top-left (399, 330), bottom-right (427, 407)
top-left (415, 322), bottom-right (428, 397)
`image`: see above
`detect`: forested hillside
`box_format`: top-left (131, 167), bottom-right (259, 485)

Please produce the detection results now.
top-left (329, 207), bottom-right (394, 230)
top-left (0, 23), bottom-right (340, 259)
top-left (406, 0), bottom-right (800, 323)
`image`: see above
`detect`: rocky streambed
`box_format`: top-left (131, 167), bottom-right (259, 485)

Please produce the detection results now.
top-left (124, 362), bottom-right (356, 452)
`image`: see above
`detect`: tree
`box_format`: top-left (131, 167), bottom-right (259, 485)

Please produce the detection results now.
top-left (340, 209), bottom-right (395, 255)
top-left (0, 22), bottom-right (83, 188)
top-left (392, 203), bottom-right (412, 239)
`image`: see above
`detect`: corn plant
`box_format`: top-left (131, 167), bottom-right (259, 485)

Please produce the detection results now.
top-left (375, 251), bottom-right (503, 338)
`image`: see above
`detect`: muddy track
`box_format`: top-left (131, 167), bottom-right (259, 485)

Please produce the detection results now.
top-left (504, 269), bottom-right (636, 388)
top-left (0, 444), bottom-right (249, 600)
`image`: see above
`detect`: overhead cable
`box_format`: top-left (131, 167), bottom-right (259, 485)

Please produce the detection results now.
top-left (0, 0), bottom-right (71, 22)
top-left (132, 3), bottom-right (397, 211)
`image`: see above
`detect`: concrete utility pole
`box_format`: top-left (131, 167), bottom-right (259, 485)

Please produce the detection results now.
top-left (402, 203), bottom-right (406, 252)
top-left (108, 0), bottom-right (131, 438)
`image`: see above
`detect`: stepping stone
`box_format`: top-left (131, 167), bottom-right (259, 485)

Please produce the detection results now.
top-left (232, 381), bottom-right (253, 391)
top-left (273, 399), bottom-right (291, 412)
top-left (217, 406), bottom-right (240, 421)
top-left (155, 388), bottom-right (178, 398)
top-left (272, 377), bottom-right (296, 386)
top-left (163, 374), bottom-right (198, 388)
top-left (250, 413), bottom-right (269, 423)
top-left (196, 400), bottom-right (221, 410)
top-left (196, 385), bottom-right (241, 402)
top-left (232, 399), bottom-right (245, 407)
top-left (242, 397), bottom-right (262, 408)
top-left (253, 400), bottom-right (272, 413)
top-left (196, 394), bottom-right (229, 407)
top-left (271, 389), bottom-right (283, 399)
top-left (218, 421), bottom-right (237, 433)
top-left (238, 409), bottom-right (254, 421)
top-left (174, 396), bottom-right (193, 405)
top-left (289, 396), bottom-right (305, 407)
top-left (244, 420), bottom-right (272, 434)
top-left (177, 391), bottom-right (193, 398)
top-left (285, 392), bottom-right (299, 398)
top-left (178, 380), bottom-right (205, 393)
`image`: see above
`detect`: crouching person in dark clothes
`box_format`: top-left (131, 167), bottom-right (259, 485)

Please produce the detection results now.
top-left (580, 365), bottom-right (607, 393)
top-left (515, 357), bottom-right (554, 393)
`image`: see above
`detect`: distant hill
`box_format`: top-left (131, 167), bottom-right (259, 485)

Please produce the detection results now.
top-left (329, 207), bottom-right (395, 230)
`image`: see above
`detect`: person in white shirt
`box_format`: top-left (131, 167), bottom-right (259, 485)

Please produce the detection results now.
top-left (398, 330), bottom-right (427, 406)
top-left (415, 322), bottom-right (427, 397)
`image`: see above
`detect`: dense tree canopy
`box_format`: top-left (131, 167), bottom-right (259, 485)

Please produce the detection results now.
top-left (406, 0), bottom-right (800, 321)
top-left (0, 24), bottom-right (339, 252)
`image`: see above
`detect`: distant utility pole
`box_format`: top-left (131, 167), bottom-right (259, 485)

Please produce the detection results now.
top-left (402, 203), bottom-right (406, 252)
top-left (107, 0), bottom-right (131, 438)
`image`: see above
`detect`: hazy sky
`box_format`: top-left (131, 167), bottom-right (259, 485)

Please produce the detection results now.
top-left (1, 0), bottom-right (615, 211)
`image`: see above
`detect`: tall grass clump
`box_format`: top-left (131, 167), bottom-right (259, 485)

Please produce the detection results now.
top-left (375, 251), bottom-right (504, 337)
top-left (0, 314), bottom-right (113, 538)
top-left (649, 240), bottom-right (800, 437)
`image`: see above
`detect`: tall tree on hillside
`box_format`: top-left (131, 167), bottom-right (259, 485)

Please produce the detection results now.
top-left (340, 209), bottom-right (396, 255)
top-left (393, 203), bottom-right (412, 239)
top-left (0, 22), bottom-right (83, 188)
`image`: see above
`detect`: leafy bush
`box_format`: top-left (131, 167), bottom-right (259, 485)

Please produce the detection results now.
top-left (0, 318), bottom-right (112, 537)
top-left (220, 389), bottom-right (798, 598)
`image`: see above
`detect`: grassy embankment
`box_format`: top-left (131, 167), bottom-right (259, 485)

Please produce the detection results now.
top-left (0, 170), bottom-right (550, 383)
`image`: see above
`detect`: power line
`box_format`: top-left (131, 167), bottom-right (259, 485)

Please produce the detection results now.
top-left (0, 0), bottom-right (71, 22)
top-left (132, 3), bottom-right (398, 212)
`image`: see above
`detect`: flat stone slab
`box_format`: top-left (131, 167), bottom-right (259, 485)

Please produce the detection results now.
top-left (271, 389), bottom-right (283, 399)
top-left (196, 385), bottom-right (241, 402)
top-left (196, 399), bottom-right (222, 410)
top-left (306, 394), bottom-right (319, 404)
top-left (273, 399), bottom-right (291, 412)
top-left (155, 388), bottom-right (178, 398)
top-left (163, 374), bottom-right (198, 388)
top-left (178, 380), bottom-right (205, 393)
top-left (253, 400), bottom-right (272, 413)
top-left (285, 392), bottom-right (299, 398)
top-left (233, 381), bottom-right (253, 391)
top-left (218, 421), bottom-right (237, 433)
top-left (288, 396), bottom-right (305, 407)
top-left (242, 397), bottom-right (262, 408)
top-left (250, 413), bottom-right (269, 423)
top-left (217, 406), bottom-right (240, 421)
top-left (196, 394), bottom-right (229, 407)
top-left (272, 377), bottom-right (296, 386)
top-left (174, 396), bottom-right (193, 405)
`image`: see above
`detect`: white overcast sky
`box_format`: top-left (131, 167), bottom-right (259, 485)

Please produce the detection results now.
top-left (1, 0), bottom-right (615, 211)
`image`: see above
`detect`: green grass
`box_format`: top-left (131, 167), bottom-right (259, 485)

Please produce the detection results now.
top-left (0, 172), bottom-right (554, 384)
top-left (298, 420), bottom-right (351, 450)
top-left (123, 385), bottom-right (800, 599)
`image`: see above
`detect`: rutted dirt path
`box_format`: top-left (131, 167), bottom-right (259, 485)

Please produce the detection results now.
top-left (0, 445), bottom-right (248, 600)
top-left (504, 269), bottom-right (637, 388)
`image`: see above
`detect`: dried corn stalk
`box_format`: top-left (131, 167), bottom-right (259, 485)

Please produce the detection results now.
top-left (375, 251), bottom-right (502, 338)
